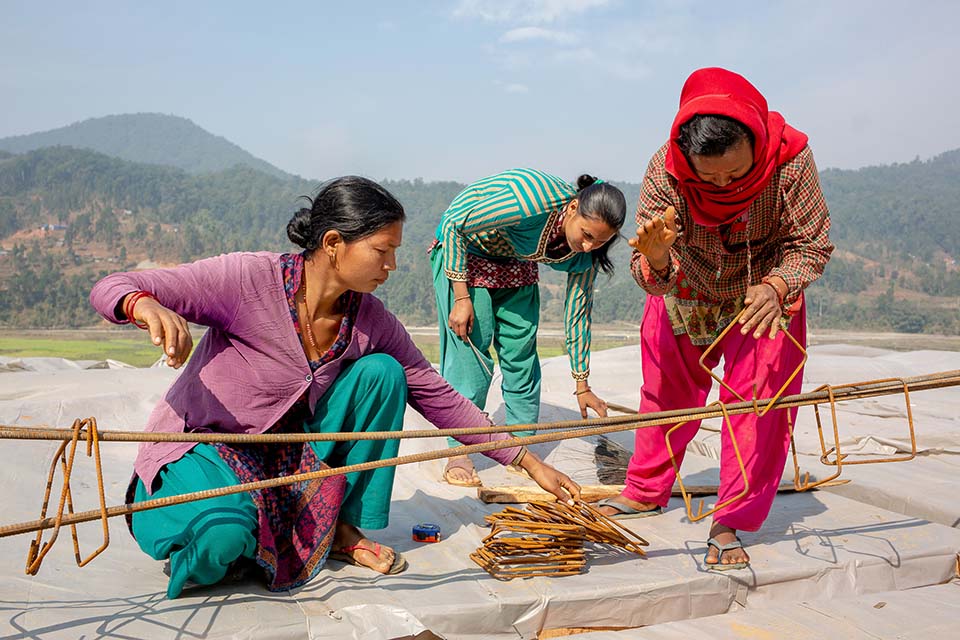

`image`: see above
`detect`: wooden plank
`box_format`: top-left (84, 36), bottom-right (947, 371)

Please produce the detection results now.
top-left (478, 479), bottom-right (851, 504)
top-left (479, 485), bottom-right (625, 504)
top-left (538, 627), bottom-right (636, 638)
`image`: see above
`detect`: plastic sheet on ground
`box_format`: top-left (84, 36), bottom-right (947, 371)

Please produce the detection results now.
top-left (566, 581), bottom-right (960, 639)
top-left (0, 356), bottom-right (137, 372)
top-left (1, 345), bottom-right (959, 639)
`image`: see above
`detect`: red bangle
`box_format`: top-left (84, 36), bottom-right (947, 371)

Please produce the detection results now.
top-left (761, 277), bottom-right (786, 305)
top-left (123, 291), bottom-right (155, 330)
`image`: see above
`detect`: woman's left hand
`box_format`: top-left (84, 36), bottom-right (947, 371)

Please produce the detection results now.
top-left (577, 390), bottom-right (608, 419)
top-left (740, 283), bottom-right (783, 339)
top-left (519, 450), bottom-right (582, 503)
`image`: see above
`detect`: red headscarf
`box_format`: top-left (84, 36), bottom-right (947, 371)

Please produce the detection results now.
top-left (664, 67), bottom-right (808, 227)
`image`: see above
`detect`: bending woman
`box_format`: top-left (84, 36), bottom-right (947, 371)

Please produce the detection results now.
top-left (598, 68), bottom-right (833, 570)
top-left (89, 176), bottom-right (580, 598)
top-left (430, 169), bottom-right (626, 486)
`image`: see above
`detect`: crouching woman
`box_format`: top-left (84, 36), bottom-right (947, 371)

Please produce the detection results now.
top-left (89, 176), bottom-right (580, 598)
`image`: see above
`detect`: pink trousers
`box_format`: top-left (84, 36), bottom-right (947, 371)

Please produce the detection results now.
top-left (624, 295), bottom-right (807, 532)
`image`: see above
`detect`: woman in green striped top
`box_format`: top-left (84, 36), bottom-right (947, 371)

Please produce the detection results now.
top-left (429, 169), bottom-right (626, 486)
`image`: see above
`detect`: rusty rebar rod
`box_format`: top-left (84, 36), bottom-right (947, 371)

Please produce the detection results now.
top-left (2, 369), bottom-right (957, 444)
top-left (2, 370), bottom-right (958, 542)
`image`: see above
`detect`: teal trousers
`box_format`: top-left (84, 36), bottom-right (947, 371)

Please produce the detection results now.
top-left (430, 248), bottom-right (539, 449)
top-left (131, 354), bottom-right (407, 598)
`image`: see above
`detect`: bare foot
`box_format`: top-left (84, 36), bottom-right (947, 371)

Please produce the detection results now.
top-left (705, 522), bottom-right (750, 567)
top-left (332, 522), bottom-right (401, 574)
top-left (594, 495), bottom-right (661, 517)
top-left (443, 455), bottom-right (481, 487)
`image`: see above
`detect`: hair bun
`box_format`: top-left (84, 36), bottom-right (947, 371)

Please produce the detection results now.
top-left (576, 174), bottom-right (598, 190)
top-left (286, 207), bottom-right (317, 250)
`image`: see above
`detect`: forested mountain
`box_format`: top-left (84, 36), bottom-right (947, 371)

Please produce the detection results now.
top-left (0, 114), bottom-right (290, 178)
top-left (819, 149), bottom-right (960, 259)
top-left (809, 150), bottom-right (960, 333)
top-left (0, 142), bottom-right (957, 334)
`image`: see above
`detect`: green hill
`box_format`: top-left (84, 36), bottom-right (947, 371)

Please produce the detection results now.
top-left (0, 113), bottom-right (291, 179)
top-left (0, 143), bottom-right (957, 334)
top-left (819, 149), bottom-right (960, 259)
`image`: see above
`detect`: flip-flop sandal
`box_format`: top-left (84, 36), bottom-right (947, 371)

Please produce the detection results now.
top-left (594, 497), bottom-right (664, 520)
top-left (329, 541), bottom-right (407, 575)
top-left (704, 536), bottom-right (749, 571)
top-left (443, 456), bottom-right (482, 487)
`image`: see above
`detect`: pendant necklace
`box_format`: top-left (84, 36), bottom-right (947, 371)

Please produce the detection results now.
top-left (301, 274), bottom-right (321, 354)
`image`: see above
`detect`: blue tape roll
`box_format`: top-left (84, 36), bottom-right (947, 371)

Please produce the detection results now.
top-left (412, 523), bottom-right (441, 542)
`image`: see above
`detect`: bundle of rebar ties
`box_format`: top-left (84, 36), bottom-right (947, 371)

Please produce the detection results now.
top-left (471, 500), bottom-right (649, 579)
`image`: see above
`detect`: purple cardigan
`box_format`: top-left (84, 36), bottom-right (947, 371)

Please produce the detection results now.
top-left (90, 251), bottom-right (520, 491)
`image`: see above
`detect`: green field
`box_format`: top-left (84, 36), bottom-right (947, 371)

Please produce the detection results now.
top-left (0, 332), bottom-right (167, 367)
top-left (4, 325), bottom-right (959, 369)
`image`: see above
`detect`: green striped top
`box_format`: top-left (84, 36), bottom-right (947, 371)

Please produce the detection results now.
top-left (435, 168), bottom-right (597, 379)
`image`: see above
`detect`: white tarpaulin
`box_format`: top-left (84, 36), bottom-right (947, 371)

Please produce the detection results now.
top-left (1, 345), bottom-right (959, 639)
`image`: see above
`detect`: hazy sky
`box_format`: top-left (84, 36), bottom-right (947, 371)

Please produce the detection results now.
top-left (3, 1), bottom-right (958, 183)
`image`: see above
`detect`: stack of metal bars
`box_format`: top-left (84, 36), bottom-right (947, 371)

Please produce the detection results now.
top-left (471, 501), bottom-right (649, 580)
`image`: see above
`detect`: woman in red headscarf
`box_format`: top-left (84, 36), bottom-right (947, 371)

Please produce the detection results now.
top-left (596, 68), bottom-right (834, 571)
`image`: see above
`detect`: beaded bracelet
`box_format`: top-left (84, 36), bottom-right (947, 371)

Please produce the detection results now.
top-left (651, 260), bottom-right (672, 279)
top-left (123, 291), bottom-right (156, 330)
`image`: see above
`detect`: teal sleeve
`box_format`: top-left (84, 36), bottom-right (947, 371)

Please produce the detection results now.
top-left (563, 267), bottom-right (596, 379)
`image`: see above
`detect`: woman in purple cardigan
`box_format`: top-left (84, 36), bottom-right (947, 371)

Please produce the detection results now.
top-left (90, 176), bottom-right (580, 598)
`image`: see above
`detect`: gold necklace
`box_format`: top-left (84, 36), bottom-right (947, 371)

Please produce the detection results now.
top-left (300, 275), bottom-right (321, 354)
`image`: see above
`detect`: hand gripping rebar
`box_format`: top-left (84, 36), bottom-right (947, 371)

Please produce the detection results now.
top-left (698, 309), bottom-right (808, 417)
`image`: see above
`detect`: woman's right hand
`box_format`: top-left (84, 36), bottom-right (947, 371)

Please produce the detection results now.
top-left (519, 450), bottom-right (582, 503)
top-left (126, 294), bottom-right (194, 368)
top-left (628, 205), bottom-right (680, 265)
top-left (448, 298), bottom-right (474, 340)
